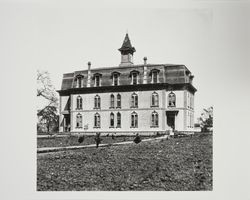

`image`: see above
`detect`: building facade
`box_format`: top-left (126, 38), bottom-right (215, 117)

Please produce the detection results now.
top-left (58, 34), bottom-right (197, 135)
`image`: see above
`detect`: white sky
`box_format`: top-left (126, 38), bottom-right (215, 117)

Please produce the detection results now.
top-left (0, 0), bottom-right (249, 120)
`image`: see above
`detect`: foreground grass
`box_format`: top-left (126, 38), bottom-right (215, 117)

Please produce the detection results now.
top-left (37, 134), bottom-right (212, 191)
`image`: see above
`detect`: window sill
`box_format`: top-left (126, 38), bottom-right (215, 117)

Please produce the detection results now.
top-left (168, 105), bottom-right (176, 108)
top-left (130, 106), bottom-right (138, 109)
top-left (150, 126), bottom-right (159, 128)
top-left (130, 126), bottom-right (138, 128)
top-left (75, 127), bottom-right (83, 129)
top-left (116, 107), bottom-right (121, 109)
top-left (109, 107), bottom-right (115, 109)
top-left (116, 126), bottom-right (121, 128)
top-left (151, 105), bottom-right (159, 108)
top-left (93, 107), bottom-right (101, 109)
top-left (109, 126), bottom-right (115, 128)
top-left (76, 108), bottom-right (83, 110)
top-left (93, 126), bottom-right (101, 129)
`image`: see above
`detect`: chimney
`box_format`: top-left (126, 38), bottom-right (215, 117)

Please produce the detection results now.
top-left (87, 61), bottom-right (91, 87)
top-left (143, 57), bottom-right (147, 84)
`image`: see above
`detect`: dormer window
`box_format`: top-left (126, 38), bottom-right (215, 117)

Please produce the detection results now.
top-left (93, 73), bottom-right (102, 87)
top-left (111, 72), bottom-right (120, 86)
top-left (130, 70), bottom-right (139, 85)
top-left (75, 74), bottom-right (84, 88)
top-left (150, 69), bottom-right (160, 84)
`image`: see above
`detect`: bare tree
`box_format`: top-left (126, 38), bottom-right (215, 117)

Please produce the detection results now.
top-left (37, 70), bottom-right (59, 133)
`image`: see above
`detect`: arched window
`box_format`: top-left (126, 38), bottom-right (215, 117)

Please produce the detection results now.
top-left (131, 92), bottom-right (138, 108)
top-left (117, 112), bottom-right (121, 128)
top-left (111, 72), bottom-right (120, 86)
top-left (151, 92), bottom-right (159, 107)
top-left (75, 74), bottom-right (84, 88)
top-left (110, 94), bottom-right (115, 108)
top-left (76, 95), bottom-right (82, 110)
top-left (151, 111), bottom-right (159, 127)
top-left (94, 95), bottom-right (101, 109)
top-left (94, 113), bottom-right (101, 128)
top-left (130, 70), bottom-right (140, 85)
top-left (131, 111), bottom-right (138, 128)
top-left (150, 69), bottom-right (160, 84)
top-left (168, 92), bottom-right (176, 107)
top-left (117, 94), bottom-right (121, 108)
top-left (76, 113), bottom-right (82, 128)
top-left (110, 112), bottom-right (114, 128)
top-left (93, 73), bottom-right (102, 87)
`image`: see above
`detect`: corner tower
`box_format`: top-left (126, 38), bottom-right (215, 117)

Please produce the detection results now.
top-left (118, 33), bottom-right (136, 66)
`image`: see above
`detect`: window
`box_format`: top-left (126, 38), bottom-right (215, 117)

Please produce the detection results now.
top-left (93, 73), bottom-right (102, 87)
top-left (131, 111), bottom-right (138, 128)
top-left (94, 76), bottom-right (100, 87)
top-left (132, 72), bottom-right (138, 85)
top-left (75, 75), bottom-right (84, 88)
top-left (168, 92), bottom-right (176, 107)
top-left (150, 69), bottom-right (160, 84)
top-left (76, 113), bottom-right (82, 128)
top-left (76, 96), bottom-right (82, 110)
top-left (112, 72), bottom-right (120, 86)
top-left (110, 94), bottom-right (115, 108)
top-left (94, 113), bottom-right (101, 128)
top-left (94, 95), bottom-right (101, 109)
top-left (130, 70), bottom-right (139, 85)
top-left (110, 112), bottom-right (114, 128)
top-left (131, 93), bottom-right (138, 108)
top-left (152, 71), bottom-right (158, 83)
top-left (117, 94), bottom-right (121, 108)
top-left (151, 111), bottom-right (159, 127)
top-left (117, 112), bottom-right (121, 128)
top-left (151, 92), bottom-right (159, 107)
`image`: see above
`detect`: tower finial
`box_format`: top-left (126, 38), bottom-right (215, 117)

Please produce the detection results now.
top-left (118, 33), bottom-right (136, 66)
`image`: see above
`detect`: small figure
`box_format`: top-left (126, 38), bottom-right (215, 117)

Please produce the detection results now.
top-left (94, 132), bottom-right (102, 148)
top-left (133, 133), bottom-right (141, 144)
top-left (78, 135), bottom-right (84, 143)
top-left (111, 134), bottom-right (115, 140)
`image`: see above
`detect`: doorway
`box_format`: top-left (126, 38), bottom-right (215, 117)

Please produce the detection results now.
top-left (63, 114), bottom-right (70, 132)
top-left (166, 111), bottom-right (178, 130)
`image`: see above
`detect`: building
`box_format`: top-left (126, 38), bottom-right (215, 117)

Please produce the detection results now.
top-left (58, 33), bottom-right (197, 135)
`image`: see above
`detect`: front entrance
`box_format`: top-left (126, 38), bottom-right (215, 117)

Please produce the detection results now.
top-left (63, 114), bottom-right (70, 132)
top-left (166, 111), bottom-right (178, 130)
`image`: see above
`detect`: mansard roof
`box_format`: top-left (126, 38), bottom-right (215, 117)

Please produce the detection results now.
top-left (59, 63), bottom-right (196, 94)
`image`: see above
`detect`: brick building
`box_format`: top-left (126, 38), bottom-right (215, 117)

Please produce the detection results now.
top-left (58, 33), bottom-right (197, 135)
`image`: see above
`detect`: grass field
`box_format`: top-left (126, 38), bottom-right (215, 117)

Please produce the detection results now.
top-left (37, 133), bottom-right (212, 191)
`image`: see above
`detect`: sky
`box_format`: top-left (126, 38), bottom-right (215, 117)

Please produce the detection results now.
top-left (0, 1), bottom-right (250, 199)
top-left (1, 0), bottom-right (248, 120)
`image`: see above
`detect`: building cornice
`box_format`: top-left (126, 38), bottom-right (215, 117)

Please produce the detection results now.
top-left (57, 83), bottom-right (197, 96)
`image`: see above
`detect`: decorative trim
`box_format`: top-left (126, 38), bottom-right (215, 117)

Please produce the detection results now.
top-left (58, 83), bottom-right (197, 96)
